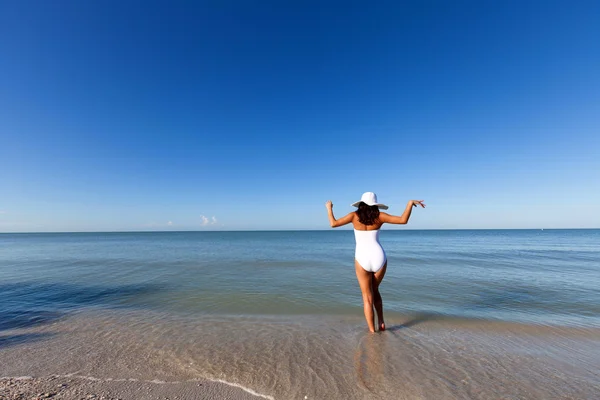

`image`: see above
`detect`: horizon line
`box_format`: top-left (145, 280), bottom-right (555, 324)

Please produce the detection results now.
top-left (1, 227), bottom-right (598, 234)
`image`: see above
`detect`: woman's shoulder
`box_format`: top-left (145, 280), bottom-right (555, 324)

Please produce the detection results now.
top-left (378, 212), bottom-right (391, 222)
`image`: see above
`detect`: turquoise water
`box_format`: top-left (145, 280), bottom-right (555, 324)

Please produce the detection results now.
top-left (2, 229), bottom-right (599, 328)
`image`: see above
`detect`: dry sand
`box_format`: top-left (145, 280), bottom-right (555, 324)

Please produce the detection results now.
top-left (0, 375), bottom-right (267, 400)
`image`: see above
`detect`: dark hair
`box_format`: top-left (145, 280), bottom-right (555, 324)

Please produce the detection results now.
top-left (355, 202), bottom-right (380, 226)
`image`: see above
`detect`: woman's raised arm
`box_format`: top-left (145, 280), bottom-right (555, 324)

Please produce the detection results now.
top-left (379, 200), bottom-right (425, 225)
top-left (325, 200), bottom-right (355, 228)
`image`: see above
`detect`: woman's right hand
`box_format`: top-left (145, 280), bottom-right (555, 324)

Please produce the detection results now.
top-left (325, 200), bottom-right (333, 210)
top-left (412, 200), bottom-right (426, 208)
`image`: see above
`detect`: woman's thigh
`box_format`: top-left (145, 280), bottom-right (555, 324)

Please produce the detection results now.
top-left (355, 259), bottom-right (373, 297)
top-left (373, 261), bottom-right (387, 290)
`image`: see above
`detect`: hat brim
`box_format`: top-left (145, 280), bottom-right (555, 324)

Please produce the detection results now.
top-left (351, 201), bottom-right (388, 210)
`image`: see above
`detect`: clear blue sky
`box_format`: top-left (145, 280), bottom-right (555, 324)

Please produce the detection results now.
top-left (1, 1), bottom-right (599, 232)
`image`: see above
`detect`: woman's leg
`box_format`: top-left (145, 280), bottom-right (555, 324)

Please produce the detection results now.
top-left (355, 260), bottom-right (376, 333)
top-left (373, 262), bottom-right (387, 331)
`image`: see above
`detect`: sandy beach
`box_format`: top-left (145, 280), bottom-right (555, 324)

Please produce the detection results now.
top-left (1, 309), bottom-right (599, 399)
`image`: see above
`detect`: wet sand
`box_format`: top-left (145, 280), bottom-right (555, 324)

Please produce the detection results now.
top-left (1, 310), bottom-right (599, 399)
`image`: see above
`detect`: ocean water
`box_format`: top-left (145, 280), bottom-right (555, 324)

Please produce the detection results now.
top-left (2, 229), bottom-right (599, 326)
top-left (1, 229), bottom-right (599, 399)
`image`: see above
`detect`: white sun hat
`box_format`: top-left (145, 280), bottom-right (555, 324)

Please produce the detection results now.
top-left (351, 192), bottom-right (388, 210)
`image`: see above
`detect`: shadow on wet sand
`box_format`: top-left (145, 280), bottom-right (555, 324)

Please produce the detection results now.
top-left (387, 312), bottom-right (445, 332)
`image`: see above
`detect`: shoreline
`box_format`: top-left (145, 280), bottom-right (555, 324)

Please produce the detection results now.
top-left (2, 310), bottom-right (599, 399)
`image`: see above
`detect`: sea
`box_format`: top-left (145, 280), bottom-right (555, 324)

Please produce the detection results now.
top-left (1, 229), bottom-right (599, 399)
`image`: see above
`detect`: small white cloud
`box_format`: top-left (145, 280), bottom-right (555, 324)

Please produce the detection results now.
top-left (200, 215), bottom-right (218, 226)
top-left (167, 221), bottom-right (173, 226)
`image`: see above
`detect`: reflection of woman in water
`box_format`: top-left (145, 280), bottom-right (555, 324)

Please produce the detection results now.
top-left (326, 192), bottom-right (425, 333)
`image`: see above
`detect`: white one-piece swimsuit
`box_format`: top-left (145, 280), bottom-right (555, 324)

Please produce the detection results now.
top-left (354, 229), bottom-right (387, 273)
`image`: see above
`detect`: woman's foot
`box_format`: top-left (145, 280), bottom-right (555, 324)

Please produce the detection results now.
top-left (379, 322), bottom-right (386, 332)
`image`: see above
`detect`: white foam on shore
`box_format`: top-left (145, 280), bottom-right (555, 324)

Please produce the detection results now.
top-left (14, 372), bottom-right (277, 400)
top-left (211, 377), bottom-right (275, 400)
top-left (2, 373), bottom-right (275, 400)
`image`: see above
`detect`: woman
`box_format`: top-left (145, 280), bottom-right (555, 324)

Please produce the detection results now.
top-left (325, 192), bottom-right (425, 333)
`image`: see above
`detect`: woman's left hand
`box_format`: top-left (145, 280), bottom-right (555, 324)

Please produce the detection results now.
top-left (412, 200), bottom-right (426, 208)
top-left (325, 200), bottom-right (333, 209)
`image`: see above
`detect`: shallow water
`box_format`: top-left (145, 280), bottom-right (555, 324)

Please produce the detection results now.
top-left (1, 230), bottom-right (599, 398)
top-left (1, 230), bottom-right (599, 326)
